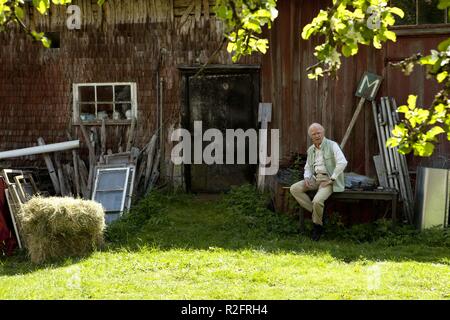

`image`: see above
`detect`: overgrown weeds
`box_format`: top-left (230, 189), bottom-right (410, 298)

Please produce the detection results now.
top-left (219, 184), bottom-right (299, 236)
top-left (105, 191), bottom-right (191, 243)
top-left (323, 212), bottom-right (450, 247)
top-left (105, 184), bottom-right (449, 249)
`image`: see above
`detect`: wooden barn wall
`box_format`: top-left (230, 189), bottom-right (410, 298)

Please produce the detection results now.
top-left (0, 0), bottom-right (260, 171)
top-left (1, 0), bottom-right (448, 183)
top-left (261, 0), bottom-right (450, 177)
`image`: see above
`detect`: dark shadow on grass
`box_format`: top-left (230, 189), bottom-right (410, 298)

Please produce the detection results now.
top-left (0, 247), bottom-right (103, 276)
top-left (2, 192), bottom-right (448, 276)
top-left (103, 195), bottom-right (450, 266)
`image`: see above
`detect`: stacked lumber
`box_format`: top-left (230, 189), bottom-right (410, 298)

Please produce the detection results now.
top-left (47, 118), bottom-right (162, 205)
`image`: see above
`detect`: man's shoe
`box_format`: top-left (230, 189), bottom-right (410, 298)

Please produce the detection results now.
top-left (311, 224), bottom-right (324, 241)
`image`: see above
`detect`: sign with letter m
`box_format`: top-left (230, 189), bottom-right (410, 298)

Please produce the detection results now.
top-left (355, 72), bottom-right (383, 101)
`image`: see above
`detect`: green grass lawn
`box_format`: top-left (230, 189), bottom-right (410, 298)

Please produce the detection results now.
top-left (1, 189), bottom-right (449, 299)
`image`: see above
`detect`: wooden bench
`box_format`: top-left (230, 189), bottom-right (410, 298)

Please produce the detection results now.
top-left (282, 187), bottom-right (398, 231)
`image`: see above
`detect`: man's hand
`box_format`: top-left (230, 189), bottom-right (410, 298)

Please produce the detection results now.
top-left (320, 180), bottom-right (333, 188)
top-left (304, 177), bottom-right (313, 188)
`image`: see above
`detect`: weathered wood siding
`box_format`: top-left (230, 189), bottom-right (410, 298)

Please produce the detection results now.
top-left (0, 0), bottom-right (260, 169)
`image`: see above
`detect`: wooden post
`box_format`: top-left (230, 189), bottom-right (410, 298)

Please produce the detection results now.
top-left (67, 132), bottom-right (80, 197)
top-left (257, 103), bottom-right (272, 191)
top-left (101, 119), bottom-right (106, 157)
top-left (79, 119), bottom-right (96, 198)
top-left (77, 155), bottom-right (89, 199)
top-left (126, 116), bottom-right (136, 152)
top-left (144, 133), bottom-right (158, 189)
top-left (54, 152), bottom-right (69, 197)
top-left (37, 137), bottom-right (61, 195)
top-left (146, 149), bottom-right (161, 194)
top-left (340, 97), bottom-right (366, 150)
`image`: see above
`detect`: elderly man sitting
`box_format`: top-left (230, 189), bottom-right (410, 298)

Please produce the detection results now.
top-left (290, 123), bottom-right (348, 241)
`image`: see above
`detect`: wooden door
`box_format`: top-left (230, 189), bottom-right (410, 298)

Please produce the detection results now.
top-left (181, 67), bottom-right (260, 193)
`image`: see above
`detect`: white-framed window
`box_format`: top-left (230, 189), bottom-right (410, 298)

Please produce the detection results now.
top-left (73, 82), bottom-right (137, 123)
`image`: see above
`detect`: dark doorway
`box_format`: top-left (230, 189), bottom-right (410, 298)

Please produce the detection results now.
top-left (179, 65), bottom-right (260, 193)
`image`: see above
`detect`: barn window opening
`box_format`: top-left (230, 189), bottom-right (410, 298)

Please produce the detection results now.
top-left (390, 0), bottom-right (449, 26)
top-left (73, 83), bottom-right (137, 124)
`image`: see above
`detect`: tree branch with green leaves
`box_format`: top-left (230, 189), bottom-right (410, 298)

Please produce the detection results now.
top-left (214, 0), bottom-right (278, 62)
top-left (302, 0), bottom-right (450, 157)
top-left (386, 36), bottom-right (450, 156)
top-left (301, 0), bottom-right (404, 79)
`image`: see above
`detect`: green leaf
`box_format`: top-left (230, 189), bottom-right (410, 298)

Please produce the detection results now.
top-left (438, 0), bottom-right (450, 10)
top-left (342, 44), bottom-right (352, 57)
top-left (384, 30), bottom-right (396, 42)
top-left (415, 142), bottom-right (435, 157)
top-left (14, 6), bottom-right (24, 20)
top-left (438, 38), bottom-right (450, 51)
top-left (302, 24), bottom-right (315, 40)
top-left (407, 95), bottom-right (417, 110)
top-left (420, 54), bottom-right (439, 65)
top-left (397, 105), bottom-right (409, 113)
top-left (41, 36), bottom-right (51, 48)
top-left (386, 137), bottom-right (400, 148)
top-left (392, 124), bottom-right (407, 137)
top-left (384, 13), bottom-right (395, 26)
top-left (437, 71), bottom-right (448, 83)
top-left (52, 0), bottom-right (72, 4)
top-left (373, 35), bottom-right (381, 49)
top-left (97, 0), bottom-right (106, 6)
top-left (226, 41), bottom-right (235, 53)
top-left (243, 20), bottom-right (262, 33)
top-left (389, 7), bottom-right (405, 18)
top-left (344, 42), bottom-right (358, 57)
top-left (425, 126), bottom-right (445, 140)
top-left (33, 0), bottom-right (49, 15)
top-left (255, 39), bottom-right (268, 54)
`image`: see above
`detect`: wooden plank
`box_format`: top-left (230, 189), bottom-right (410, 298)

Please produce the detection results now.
top-left (78, 155), bottom-right (89, 199)
top-left (146, 148), bottom-right (161, 194)
top-left (106, 152), bottom-right (131, 165)
top-left (79, 120), bottom-right (96, 198)
top-left (195, 0), bottom-right (201, 21)
top-left (179, 1), bottom-right (195, 27)
top-left (126, 116), bottom-right (136, 152)
top-left (37, 137), bottom-right (61, 195)
top-left (373, 155), bottom-right (388, 188)
top-left (257, 103), bottom-right (272, 191)
top-left (340, 97), bottom-right (366, 150)
top-left (67, 132), bottom-right (80, 197)
top-left (174, 0), bottom-right (215, 8)
top-left (54, 152), bottom-right (69, 197)
top-left (78, 118), bottom-right (96, 166)
top-left (144, 133), bottom-right (158, 189)
top-left (101, 118), bottom-right (106, 157)
top-left (203, 0), bottom-right (209, 18)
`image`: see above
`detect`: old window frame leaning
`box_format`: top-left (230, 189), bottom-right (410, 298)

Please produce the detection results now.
top-left (91, 165), bottom-right (136, 223)
top-left (72, 82), bottom-right (138, 124)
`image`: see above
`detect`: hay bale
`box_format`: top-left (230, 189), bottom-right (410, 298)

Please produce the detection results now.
top-left (21, 196), bottom-right (105, 263)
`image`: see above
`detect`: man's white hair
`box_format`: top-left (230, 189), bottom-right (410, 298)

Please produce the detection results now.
top-left (308, 123), bottom-right (325, 136)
